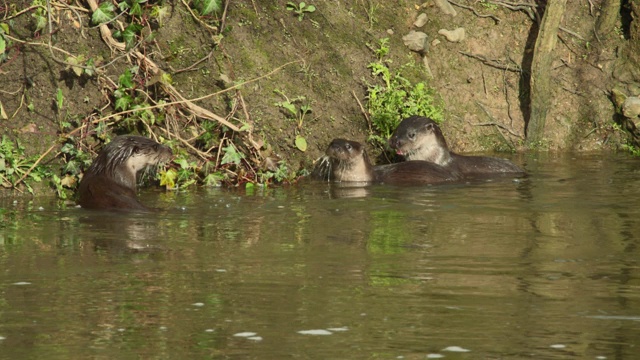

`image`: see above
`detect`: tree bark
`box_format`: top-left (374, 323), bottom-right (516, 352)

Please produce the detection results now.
top-left (526, 0), bottom-right (567, 147)
top-left (595, 0), bottom-right (622, 39)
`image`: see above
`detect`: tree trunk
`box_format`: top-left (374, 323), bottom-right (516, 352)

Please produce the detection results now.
top-left (629, 1), bottom-right (640, 66)
top-left (526, 0), bottom-right (567, 147)
top-left (595, 0), bottom-right (622, 39)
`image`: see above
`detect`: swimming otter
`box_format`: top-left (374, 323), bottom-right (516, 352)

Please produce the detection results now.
top-left (388, 116), bottom-right (524, 177)
top-left (78, 135), bottom-right (173, 211)
top-left (321, 138), bottom-right (461, 185)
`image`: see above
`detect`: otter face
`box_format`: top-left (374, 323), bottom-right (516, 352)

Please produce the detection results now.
top-left (88, 135), bottom-right (173, 179)
top-left (326, 138), bottom-right (363, 162)
top-left (324, 138), bottom-right (374, 182)
top-left (389, 116), bottom-right (449, 163)
top-left (125, 142), bottom-right (173, 172)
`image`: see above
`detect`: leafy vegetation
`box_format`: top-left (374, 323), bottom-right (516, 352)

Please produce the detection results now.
top-left (365, 38), bottom-right (444, 146)
top-left (0, 136), bottom-right (50, 194)
top-left (286, 2), bottom-right (316, 21)
top-left (274, 90), bottom-right (312, 152)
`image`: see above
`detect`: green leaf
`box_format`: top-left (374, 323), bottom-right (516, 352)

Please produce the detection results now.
top-left (203, 172), bottom-right (224, 187)
top-left (56, 88), bottom-right (64, 110)
top-left (115, 95), bottom-right (132, 111)
top-left (65, 55), bottom-right (86, 77)
top-left (0, 36), bottom-right (5, 56)
top-left (295, 135), bottom-right (307, 152)
top-left (118, 69), bottom-right (134, 89)
top-left (159, 168), bottom-right (177, 189)
top-left (122, 24), bottom-right (142, 50)
top-left (305, 5), bottom-right (316, 12)
top-left (221, 144), bottom-right (245, 165)
top-left (130, 0), bottom-right (142, 16)
top-left (151, 5), bottom-right (170, 26)
top-left (195, 0), bottom-right (222, 16)
top-left (92, 2), bottom-right (115, 25)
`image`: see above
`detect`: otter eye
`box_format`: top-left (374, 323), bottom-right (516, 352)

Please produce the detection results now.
top-left (408, 132), bottom-right (416, 140)
top-left (345, 143), bottom-right (352, 151)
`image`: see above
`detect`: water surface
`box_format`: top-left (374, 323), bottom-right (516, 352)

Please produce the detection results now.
top-left (1, 153), bottom-right (640, 359)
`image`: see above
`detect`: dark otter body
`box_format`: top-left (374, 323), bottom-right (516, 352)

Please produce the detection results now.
top-left (389, 116), bottom-right (525, 177)
top-left (321, 138), bottom-right (460, 185)
top-left (78, 135), bottom-right (173, 211)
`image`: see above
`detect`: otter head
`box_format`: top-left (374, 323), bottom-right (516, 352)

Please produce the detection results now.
top-left (325, 138), bottom-right (374, 182)
top-left (89, 135), bottom-right (173, 189)
top-left (388, 116), bottom-right (451, 165)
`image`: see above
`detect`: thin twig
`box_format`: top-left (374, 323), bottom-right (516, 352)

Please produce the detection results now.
top-left (172, 49), bottom-right (214, 74)
top-left (459, 51), bottom-right (523, 73)
top-left (351, 90), bottom-right (371, 132)
top-left (13, 143), bottom-right (57, 189)
top-left (448, 0), bottom-right (501, 24)
top-left (179, 0), bottom-right (218, 33)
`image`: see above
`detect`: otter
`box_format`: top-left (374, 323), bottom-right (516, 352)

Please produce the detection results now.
top-left (321, 138), bottom-right (461, 185)
top-left (388, 116), bottom-right (525, 177)
top-left (78, 135), bottom-right (173, 211)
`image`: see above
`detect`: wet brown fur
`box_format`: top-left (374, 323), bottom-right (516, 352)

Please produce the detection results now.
top-left (78, 135), bottom-right (173, 211)
top-left (389, 116), bottom-right (525, 177)
top-left (322, 138), bottom-right (461, 185)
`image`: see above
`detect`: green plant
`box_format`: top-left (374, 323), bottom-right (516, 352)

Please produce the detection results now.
top-left (365, 38), bottom-right (444, 146)
top-left (361, 0), bottom-right (378, 29)
top-left (160, 156), bottom-right (198, 189)
top-left (274, 90), bottom-right (312, 152)
top-left (0, 22), bottom-right (10, 63)
top-left (286, 2), bottom-right (316, 21)
top-left (479, 0), bottom-right (498, 10)
top-left (192, 0), bottom-right (223, 16)
top-left (274, 90), bottom-right (312, 130)
top-left (31, 0), bottom-right (47, 34)
top-left (0, 135), bottom-right (50, 194)
top-left (257, 160), bottom-right (294, 184)
top-left (621, 144), bottom-right (640, 157)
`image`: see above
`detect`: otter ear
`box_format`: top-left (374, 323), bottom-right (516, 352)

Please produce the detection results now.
top-left (425, 123), bottom-right (435, 132)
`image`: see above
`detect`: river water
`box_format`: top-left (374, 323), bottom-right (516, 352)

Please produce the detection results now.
top-left (1, 153), bottom-right (639, 359)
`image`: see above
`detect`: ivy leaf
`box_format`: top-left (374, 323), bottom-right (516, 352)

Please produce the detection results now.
top-left (295, 135), bottom-right (307, 152)
top-left (118, 69), bottom-right (134, 89)
top-left (159, 168), bottom-right (177, 189)
top-left (65, 55), bottom-right (86, 77)
top-left (151, 5), bottom-right (170, 26)
top-left (203, 172), bottom-right (224, 187)
top-left (129, 0), bottom-right (143, 16)
top-left (92, 2), bottom-right (115, 25)
top-left (194, 0), bottom-right (222, 16)
top-left (32, 11), bottom-right (46, 34)
top-left (221, 144), bottom-right (245, 165)
top-left (122, 23), bottom-right (142, 50)
top-left (115, 95), bottom-right (132, 111)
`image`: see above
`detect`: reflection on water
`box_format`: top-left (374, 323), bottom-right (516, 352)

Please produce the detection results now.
top-left (1, 153), bottom-right (640, 359)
